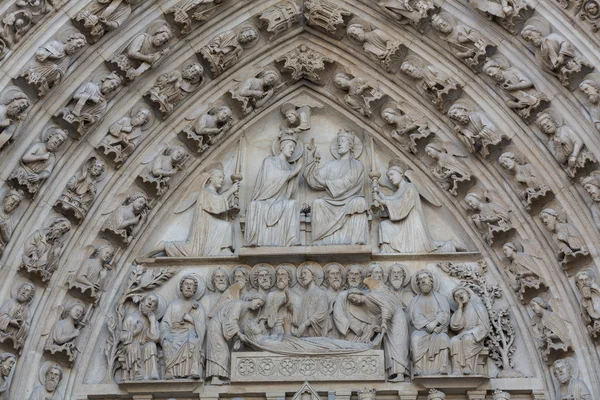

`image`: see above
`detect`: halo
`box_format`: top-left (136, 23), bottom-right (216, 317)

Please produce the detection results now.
top-left (130, 104), bottom-right (155, 130)
top-left (271, 133), bottom-right (304, 162)
top-left (522, 17), bottom-right (551, 37)
top-left (59, 27), bottom-right (86, 42)
top-left (297, 261), bottom-right (324, 287)
top-left (205, 268), bottom-right (229, 292)
top-left (388, 263), bottom-right (411, 287)
top-left (346, 264), bottom-right (365, 278)
top-left (346, 18), bottom-right (372, 45)
top-left (330, 129), bottom-right (363, 159)
top-left (201, 161), bottom-right (225, 176)
top-left (39, 361), bottom-right (63, 385)
top-left (449, 98), bottom-right (477, 114)
top-left (276, 263), bottom-right (297, 287)
top-left (448, 285), bottom-right (473, 311)
top-left (410, 269), bottom-right (440, 294)
top-left (41, 125), bottom-right (67, 142)
top-left (366, 262), bottom-right (388, 283)
top-left (147, 20), bottom-right (172, 36)
top-left (153, 293), bottom-right (168, 320)
top-left (535, 107), bottom-right (563, 127)
top-left (1, 86), bottom-right (29, 105)
top-left (323, 262), bottom-right (347, 287)
top-left (10, 279), bottom-right (35, 299)
top-left (250, 263), bottom-right (275, 290)
top-left (230, 264), bottom-right (251, 287)
top-left (177, 273), bottom-right (206, 300)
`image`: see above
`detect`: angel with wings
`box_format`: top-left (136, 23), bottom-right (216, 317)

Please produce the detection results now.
top-left (465, 187), bottom-right (512, 245)
top-left (374, 159), bottom-right (460, 253)
top-left (425, 141), bottom-right (472, 196)
top-left (530, 297), bottom-right (572, 363)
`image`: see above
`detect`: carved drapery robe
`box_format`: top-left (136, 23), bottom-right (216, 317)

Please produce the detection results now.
top-left (548, 125), bottom-right (593, 173)
top-left (24, 41), bottom-right (70, 88)
top-left (45, 317), bottom-right (79, 359)
top-left (121, 311), bottom-right (160, 380)
top-left (554, 222), bottom-right (587, 256)
top-left (0, 299), bottom-right (29, 346)
top-left (9, 143), bottom-right (55, 194)
top-left (64, 170), bottom-right (98, 213)
top-left (297, 284), bottom-right (329, 337)
top-left (449, 297), bottom-right (490, 373)
top-left (556, 378), bottom-right (592, 400)
top-left (206, 300), bottom-right (245, 379)
top-left (245, 155), bottom-right (301, 247)
top-left (85, 0), bottom-right (132, 33)
top-left (0, 210), bottom-right (14, 255)
top-left (22, 230), bottom-right (63, 279)
top-left (263, 288), bottom-right (300, 336)
top-left (28, 385), bottom-right (62, 400)
top-left (102, 116), bottom-right (143, 159)
top-left (580, 285), bottom-right (600, 328)
top-left (0, 105), bottom-right (19, 149)
top-left (204, 30), bottom-right (243, 74)
top-left (119, 32), bottom-right (161, 77)
top-left (500, 67), bottom-right (548, 114)
top-left (540, 33), bottom-right (575, 73)
top-left (333, 290), bottom-right (379, 342)
top-left (71, 81), bottom-right (107, 122)
top-left (304, 156), bottom-right (368, 245)
top-left (457, 111), bottom-right (503, 153)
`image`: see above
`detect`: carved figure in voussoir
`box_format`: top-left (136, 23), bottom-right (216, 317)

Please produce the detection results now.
top-left (448, 103), bottom-right (507, 157)
top-left (230, 68), bottom-right (281, 115)
top-left (346, 19), bottom-right (407, 73)
top-left (28, 363), bottom-right (64, 400)
top-left (0, 281), bottom-right (35, 351)
top-left (539, 207), bottom-right (589, 266)
top-left (280, 102), bottom-right (321, 133)
top-left (579, 74), bottom-right (600, 133)
top-left (55, 157), bottom-right (106, 220)
top-left (147, 63), bottom-right (204, 117)
top-left (101, 192), bottom-right (149, 245)
top-left (574, 269), bottom-right (600, 339)
top-left (467, 0), bottom-right (531, 34)
top-left (378, 0), bottom-right (436, 32)
top-left (581, 171), bottom-right (600, 232)
top-left (498, 152), bottom-right (551, 210)
top-left (424, 141), bottom-right (472, 196)
top-left (334, 72), bottom-right (383, 118)
top-left (380, 102), bottom-right (430, 153)
top-left (182, 105), bottom-right (233, 153)
top-left (139, 145), bottom-right (188, 197)
top-left (169, 0), bottom-right (228, 36)
top-left (68, 244), bottom-right (115, 301)
top-left (502, 242), bottom-right (546, 304)
top-left (427, 389), bottom-right (446, 400)
top-left (75, 0), bottom-right (140, 42)
top-left (0, 352), bottom-right (16, 397)
top-left (8, 127), bottom-right (68, 196)
top-left (44, 301), bottom-right (86, 363)
top-left (530, 297), bottom-right (572, 363)
top-left (0, 88), bottom-right (30, 150)
top-left (199, 26), bottom-right (258, 78)
top-left (465, 189), bottom-right (513, 245)
top-left (0, 1), bottom-right (52, 59)
top-left (552, 358), bottom-right (592, 400)
top-left (0, 189), bottom-right (24, 258)
top-left (21, 217), bottom-right (71, 282)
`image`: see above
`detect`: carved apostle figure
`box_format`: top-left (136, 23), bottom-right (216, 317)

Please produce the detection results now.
top-left (530, 297), bottom-right (572, 363)
top-left (98, 107), bottom-right (152, 167)
top-left (0, 282), bottom-right (35, 350)
top-left (553, 358), bottom-right (592, 399)
top-left (323, 263), bottom-right (345, 304)
top-left (499, 152), bottom-right (551, 210)
top-left (148, 63), bottom-right (204, 116)
top-left (535, 111), bottom-right (594, 178)
top-left (230, 68), bottom-right (281, 115)
top-left (56, 157), bottom-right (106, 220)
top-left (183, 105), bottom-right (233, 153)
top-left (387, 263), bottom-right (413, 309)
top-left (160, 275), bottom-right (206, 379)
top-left (409, 270), bottom-right (450, 375)
top-left (449, 287), bottom-right (490, 375)
top-left (202, 267), bottom-right (231, 317)
top-left (539, 208), bottom-right (589, 264)
top-left (296, 263), bottom-right (329, 337)
top-left (448, 103), bottom-right (506, 157)
top-left (111, 23), bottom-right (173, 80)
top-left (581, 171), bottom-right (600, 231)
top-left (346, 20), bottom-right (406, 73)
top-left (262, 264), bottom-right (300, 337)
top-left (101, 193), bottom-right (149, 244)
top-left (68, 244), bottom-right (115, 301)
top-left (334, 72), bottom-right (383, 118)
top-left (574, 270), bottom-right (600, 339)
top-left (245, 131), bottom-right (303, 247)
top-left (199, 26), bottom-right (258, 77)
top-left (139, 145), bottom-right (188, 196)
top-left (467, 0), bottom-right (530, 33)
top-left (304, 130), bottom-right (368, 245)
top-left (0, 88), bottom-right (30, 150)
top-left (502, 242), bottom-right (545, 303)
top-left (21, 217), bottom-right (71, 281)
top-left (251, 264), bottom-right (275, 299)
top-left (231, 265), bottom-right (251, 298)
top-left (120, 293), bottom-right (160, 381)
top-left (379, 0), bottom-right (436, 32)
top-left (0, 189), bottom-right (23, 257)
top-left (424, 142), bottom-right (472, 196)
top-left (381, 102), bottom-right (430, 153)
top-left (579, 75), bottom-right (600, 133)
top-left (0, 353), bottom-right (15, 397)
top-left (465, 189), bottom-right (512, 245)
top-left (76, 0), bottom-right (139, 41)
top-left (44, 301), bottom-right (85, 362)
top-left (28, 363), bottom-right (63, 400)
top-left (9, 127), bottom-right (68, 196)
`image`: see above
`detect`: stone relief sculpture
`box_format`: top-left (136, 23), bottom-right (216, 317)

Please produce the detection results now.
top-left (230, 67), bottom-right (282, 115)
top-left (168, 0), bottom-right (226, 36)
top-left (530, 297), bottom-right (572, 363)
top-left (467, 0), bottom-right (532, 34)
top-left (431, 13), bottom-right (496, 71)
top-left (539, 207), bottom-right (589, 265)
top-left (552, 358), bottom-right (592, 400)
top-left (333, 72), bottom-right (383, 118)
top-left (0, 281), bottom-right (35, 351)
top-left (67, 244), bottom-right (116, 302)
top-left (323, 263), bottom-right (345, 304)
top-left (493, 390), bottom-right (510, 400)
top-left (502, 242), bottom-right (546, 304)
top-left (276, 46), bottom-right (334, 84)
top-left (147, 62), bottom-right (204, 117)
top-left (110, 22), bottom-right (173, 81)
top-left (251, 264), bottom-right (276, 298)
top-left (346, 19), bottom-right (407, 73)
top-left (428, 390), bottom-right (446, 400)
top-left (581, 171), bottom-right (600, 231)
top-left (465, 188), bottom-right (513, 245)
top-left (244, 131), bottom-right (302, 247)
top-left (535, 110), bottom-right (595, 178)
top-left (304, 129), bottom-right (368, 245)
top-left (0, 0), bottom-right (52, 60)
top-left (0, 189), bottom-right (24, 258)
top-left (44, 300), bottom-right (86, 363)
top-left (8, 126), bottom-right (68, 196)
top-left (574, 269), bottom-right (600, 339)
top-left (304, 0), bottom-right (352, 36)
top-left (380, 101), bottom-right (430, 153)
top-left (296, 263), bottom-right (329, 337)
top-left (203, 267), bottom-right (231, 316)
top-left (28, 362), bottom-right (63, 400)
top-left (0, 87), bottom-right (30, 150)
top-left (400, 56), bottom-right (462, 114)
top-left (56, 72), bottom-right (123, 136)
top-left (424, 141), bottom-right (472, 196)
top-left (579, 73), bottom-right (600, 133)
top-left (280, 102), bottom-right (321, 133)
top-left (231, 265), bottom-right (252, 298)
top-left (96, 106), bottom-right (153, 168)
top-left (498, 151), bottom-right (551, 210)
top-left (20, 32), bottom-right (87, 97)
top-left (20, 217), bottom-right (71, 282)
top-left (138, 145), bottom-right (188, 197)
top-left (198, 26), bottom-right (258, 78)
top-left (101, 192), bottom-right (150, 245)
top-left (75, 0), bottom-right (141, 42)
top-left (521, 18), bottom-right (593, 88)
top-left (0, 352), bottom-right (16, 398)
top-left (482, 56), bottom-right (550, 121)
top-left (181, 105), bottom-right (233, 153)
top-left (378, 0), bottom-right (437, 32)
top-left (55, 157), bottom-right (106, 220)
top-left (387, 263), bottom-right (413, 308)
top-left (448, 101), bottom-right (507, 157)
top-left (572, 1), bottom-right (600, 32)
top-left (263, 264), bottom-right (299, 338)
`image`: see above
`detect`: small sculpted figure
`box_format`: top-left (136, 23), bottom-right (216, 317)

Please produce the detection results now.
top-left (346, 20), bottom-right (407, 73)
top-left (68, 244), bottom-right (115, 301)
top-left (483, 57), bottom-right (549, 120)
top-left (409, 270), bottom-right (450, 375)
top-left (9, 127), bottom-right (68, 196)
top-left (148, 63), bottom-right (204, 116)
top-left (431, 13), bottom-right (495, 71)
top-left (334, 72), bottom-right (383, 118)
top-left (169, 0), bottom-right (227, 35)
top-left (467, 0), bottom-right (531, 34)
top-left (21, 217), bottom-right (71, 282)
top-left (323, 263), bottom-right (345, 305)
top-left (262, 264), bottom-right (300, 338)
top-left (121, 293), bottom-right (160, 380)
top-left (231, 265), bottom-right (252, 298)
top-left (502, 242), bottom-right (545, 303)
top-left (21, 33), bottom-right (87, 97)
top-left (101, 192), bottom-right (149, 244)
top-left (530, 297), bottom-right (572, 363)
top-left (333, 265), bottom-right (376, 341)
top-left (304, 130), bottom-right (368, 245)
top-left (535, 111), bottom-right (594, 178)
top-left (424, 141), bottom-right (471, 196)
top-left (199, 26), bottom-right (258, 77)
top-left (296, 263), bottom-right (329, 337)
top-left (245, 131), bottom-right (302, 247)
top-left (160, 275), bottom-right (206, 379)
top-left (539, 208), bottom-right (589, 265)
top-left (230, 68), bottom-right (281, 115)
top-left (182, 105), bottom-right (233, 153)
top-left (448, 102), bottom-right (507, 157)
top-left (581, 171), bottom-right (600, 231)
top-left (202, 267), bottom-right (231, 317)
top-left (0, 189), bottom-right (24, 257)
top-left (280, 102), bottom-right (319, 133)
top-left (574, 269), bottom-right (600, 339)
top-left (579, 75), bottom-right (600, 133)
top-left (378, 0), bottom-right (436, 32)
top-left (56, 72), bottom-right (123, 136)
top-left (427, 389), bottom-right (446, 400)
top-left (76, 0), bottom-right (140, 41)
top-left (465, 189), bottom-right (512, 245)
top-left (0, 353), bottom-right (16, 397)
top-left (44, 301), bottom-right (86, 363)
top-left (97, 107), bottom-right (153, 167)
top-left (380, 102), bottom-right (430, 153)
top-left (0, 1), bottom-right (52, 60)
top-left (449, 287), bottom-right (490, 375)
top-left (0, 88), bottom-right (30, 150)
top-left (499, 152), bottom-right (551, 210)
top-left (0, 282), bottom-right (35, 350)
top-left (552, 358), bottom-right (592, 400)
top-left (146, 164), bottom-right (237, 257)
top-left (387, 263), bottom-right (413, 309)
top-left (55, 157), bottom-right (106, 220)
top-left (251, 264), bottom-right (275, 298)
top-left (28, 363), bottom-right (63, 400)
top-left (139, 145), bottom-right (188, 196)
top-left (110, 23), bottom-right (173, 81)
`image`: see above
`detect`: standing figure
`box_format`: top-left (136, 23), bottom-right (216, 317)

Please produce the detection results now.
top-left (304, 129), bottom-right (368, 245)
top-left (28, 363), bottom-right (63, 400)
top-left (0, 88), bottom-right (30, 150)
top-left (380, 102), bottom-right (430, 154)
top-left (75, 0), bottom-right (140, 41)
top-left (296, 263), bottom-right (329, 337)
top-left (334, 72), bottom-right (383, 118)
top-left (346, 20), bottom-right (407, 73)
top-left (68, 244), bottom-right (115, 301)
top-left (160, 275), bottom-right (206, 379)
top-left (0, 282), bottom-right (35, 350)
top-left (425, 142), bottom-right (472, 196)
top-left (0, 190), bottom-right (24, 257)
top-left (147, 63), bottom-right (204, 116)
top-left (499, 152), bottom-right (551, 210)
top-left (44, 301), bottom-right (86, 363)
top-left (21, 217), bottom-right (71, 282)
top-left (552, 358), bottom-right (591, 400)
top-left (387, 263), bottom-right (413, 309)
top-left (579, 75), bottom-right (600, 133)
top-left (139, 145), bottom-right (188, 196)
top-left (502, 242), bottom-right (545, 303)
top-left (263, 264), bottom-right (300, 338)
top-left (231, 265), bottom-right (252, 298)
top-left (202, 268), bottom-right (231, 317)
top-left (55, 157), bottom-right (106, 220)
top-left (199, 26), bottom-right (258, 77)
top-left (448, 102), bottom-right (506, 157)
top-left (101, 193), bottom-right (149, 244)
top-left (183, 105), bottom-right (233, 153)
top-left (530, 297), bottom-right (572, 363)
top-left (230, 68), bottom-right (281, 115)
top-left (539, 208), bottom-right (589, 265)
top-left (581, 171), bottom-right (600, 231)
top-left (0, 353), bottom-right (16, 397)
top-left (465, 189), bottom-right (512, 245)
top-left (574, 270), bottom-right (600, 339)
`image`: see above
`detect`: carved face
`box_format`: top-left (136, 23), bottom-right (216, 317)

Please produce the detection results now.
top-left (586, 2), bottom-right (599, 14)
top-left (65, 37), bottom-right (86, 53)
top-left (448, 107), bottom-right (469, 125)
top-left (280, 140), bottom-right (296, 159)
top-left (327, 267), bottom-right (343, 290)
top-left (238, 28), bottom-right (258, 45)
top-left (0, 357), bottom-right (15, 377)
top-left (181, 278), bottom-right (197, 299)
top-left (401, 62), bottom-right (424, 79)
top-left (502, 244), bottom-right (515, 259)
top-left (521, 29), bottom-right (543, 47)
top-left (213, 270), bottom-right (228, 292)
top-left (249, 298), bottom-right (265, 311)
top-left (89, 160), bottom-right (105, 177)
top-left (386, 169), bottom-right (403, 186)
top-left (389, 267), bottom-right (405, 290)
top-left (584, 183), bottom-right (600, 201)
top-left (538, 116), bottom-right (557, 135)
top-left (132, 109), bottom-right (150, 126)
top-left (580, 83), bottom-right (600, 104)
top-left (577, 273), bottom-right (593, 295)
top-left (453, 288), bottom-right (470, 304)
top-left (257, 269), bottom-right (272, 290)
top-left (432, 16), bottom-right (453, 34)
top-left (101, 77), bottom-right (121, 95)
top-left (530, 300), bottom-right (544, 316)
top-left (46, 132), bottom-right (66, 152)
top-left (333, 73), bottom-right (349, 88)
top-left (216, 108), bottom-right (232, 123)
top-left (234, 270), bottom-right (248, 287)
top-left (171, 148), bottom-right (185, 163)
top-left (152, 30), bottom-right (171, 47)
top-left (347, 25), bottom-right (366, 42)
top-left (347, 267), bottom-right (362, 288)
top-left (51, 220), bottom-right (71, 239)
top-left (70, 304), bottom-right (85, 321)
top-left (141, 294), bottom-right (158, 315)
top-left (16, 284), bottom-right (34, 303)
top-left (209, 170), bottom-right (225, 189)
top-left (425, 145), bottom-right (439, 159)
top-left (465, 194), bottom-right (481, 210)
top-left (381, 109), bottom-right (397, 125)
top-left (369, 265), bottom-right (384, 282)
top-left (540, 212), bottom-right (557, 231)
top-left (183, 64), bottom-right (203, 81)
top-left (45, 367), bottom-right (62, 392)
top-left (3, 195), bottom-right (19, 214)
top-left (337, 136), bottom-right (351, 155)
top-left (416, 272), bottom-right (433, 294)
top-left (285, 111), bottom-right (299, 125)
top-left (499, 155), bottom-right (516, 171)
top-left (554, 361), bottom-right (571, 384)
top-left (263, 72), bottom-right (278, 85)
top-left (484, 66), bottom-right (504, 82)
top-left (6, 98), bottom-right (29, 117)
top-left (300, 267), bottom-right (314, 286)
top-left (276, 268), bottom-right (290, 289)
top-left (132, 197), bottom-right (147, 213)
top-left (98, 246), bottom-right (115, 264)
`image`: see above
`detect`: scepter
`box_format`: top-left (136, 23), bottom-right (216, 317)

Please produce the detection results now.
top-left (230, 134), bottom-right (244, 215)
top-left (369, 135), bottom-right (383, 212)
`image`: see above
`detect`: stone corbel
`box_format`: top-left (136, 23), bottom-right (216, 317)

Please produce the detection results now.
top-left (466, 390), bottom-right (487, 400)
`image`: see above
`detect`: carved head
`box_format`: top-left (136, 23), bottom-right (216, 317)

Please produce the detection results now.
top-left (280, 133), bottom-right (298, 159)
top-left (100, 73), bottom-right (123, 95)
top-left (482, 60), bottom-right (505, 82)
top-left (259, 70), bottom-right (280, 86)
top-left (64, 33), bottom-right (87, 54)
top-left (337, 129), bottom-right (355, 156)
top-left (132, 107), bottom-right (152, 127)
top-left (333, 72), bottom-right (351, 89)
top-left (4, 92), bottom-right (30, 118)
top-left (581, 79), bottom-right (600, 105)
top-left (47, 217), bottom-right (71, 241)
top-left (0, 353), bottom-right (15, 378)
top-left (180, 276), bottom-right (199, 299)
top-left (380, 106), bottom-right (400, 125)
top-left (299, 266), bottom-right (315, 287)
top-left (448, 104), bottom-right (470, 125)
top-left (582, 173), bottom-right (600, 201)
top-left (246, 292), bottom-right (266, 310)
top-left (367, 263), bottom-right (386, 283)
top-left (151, 24), bottom-right (173, 47)
top-left (44, 364), bottom-right (63, 392)
top-left (88, 158), bottom-right (106, 177)
top-left (521, 26), bottom-right (543, 47)
top-left (238, 26), bottom-right (258, 45)
top-left (346, 24), bottom-right (366, 42)
top-left (431, 14), bottom-right (453, 34)
top-left (386, 165), bottom-right (404, 187)
top-left (553, 358), bottom-right (573, 384)
top-left (575, 270), bottom-right (595, 297)
top-left (16, 282), bottom-right (35, 304)
top-left (388, 263), bottom-right (408, 290)
top-left (92, 244), bottom-right (115, 267)
top-left (45, 128), bottom-right (68, 152)
top-left (586, 1), bottom-right (599, 14)
top-left (276, 266), bottom-right (292, 289)
top-left (465, 192), bottom-right (483, 211)
top-left (233, 266), bottom-right (250, 289)
top-left (324, 264), bottom-right (344, 291)
top-left (424, 143), bottom-right (441, 159)
top-left (530, 297), bottom-right (549, 316)
top-left (140, 293), bottom-right (159, 315)
top-left (535, 112), bottom-right (558, 135)
top-left (211, 268), bottom-right (230, 292)
top-left (400, 60), bottom-right (424, 80)
top-left (182, 63), bottom-right (203, 82)
top-left (415, 270), bottom-right (434, 294)
top-left (208, 168), bottom-right (225, 190)
top-left (539, 208), bottom-right (559, 231)
top-left (428, 389), bottom-right (446, 400)
top-left (66, 301), bottom-right (85, 322)
top-left (166, 146), bottom-right (186, 163)
top-left (498, 152), bottom-right (518, 172)
top-left (284, 109), bottom-right (300, 125)
top-left (2, 189), bottom-right (23, 214)
top-left (452, 286), bottom-right (471, 305)
top-left (346, 265), bottom-right (364, 289)
top-left (210, 106), bottom-right (233, 124)
top-left (125, 193), bottom-right (148, 214)
top-left (256, 266), bottom-right (273, 291)
top-left (502, 242), bottom-right (517, 259)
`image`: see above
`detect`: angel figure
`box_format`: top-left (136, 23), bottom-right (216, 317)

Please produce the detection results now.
top-left (68, 244), bottom-right (115, 301)
top-left (424, 141), bottom-right (472, 196)
top-left (374, 159), bottom-right (461, 253)
top-left (498, 152), bottom-right (551, 210)
top-left (145, 163), bottom-right (238, 257)
top-left (467, 0), bottom-right (531, 34)
top-left (147, 62), bottom-right (204, 117)
top-left (230, 68), bottom-right (281, 115)
top-left (139, 145), bottom-right (188, 196)
top-left (574, 269), bottom-right (600, 339)
top-left (55, 157), bottom-right (106, 220)
top-left (280, 101), bottom-right (322, 133)
top-left (182, 105), bottom-right (233, 153)
top-left (378, 0), bottom-right (436, 32)
top-left (346, 19), bottom-right (407, 73)
top-left (21, 217), bottom-right (71, 282)
top-left (502, 242), bottom-right (546, 304)
top-left (539, 207), bottom-right (589, 265)
top-left (101, 192), bottom-right (150, 244)
top-left (334, 72), bottom-right (383, 118)
top-left (448, 102), bottom-right (507, 157)
top-left (44, 301), bottom-right (86, 364)
top-left (465, 188), bottom-right (513, 245)
top-left (530, 297), bottom-right (572, 364)
top-left (0, 189), bottom-right (24, 258)
top-left (380, 102), bottom-right (430, 153)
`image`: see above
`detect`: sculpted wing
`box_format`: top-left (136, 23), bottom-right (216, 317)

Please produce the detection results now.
top-left (404, 170), bottom-right (442, 207)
